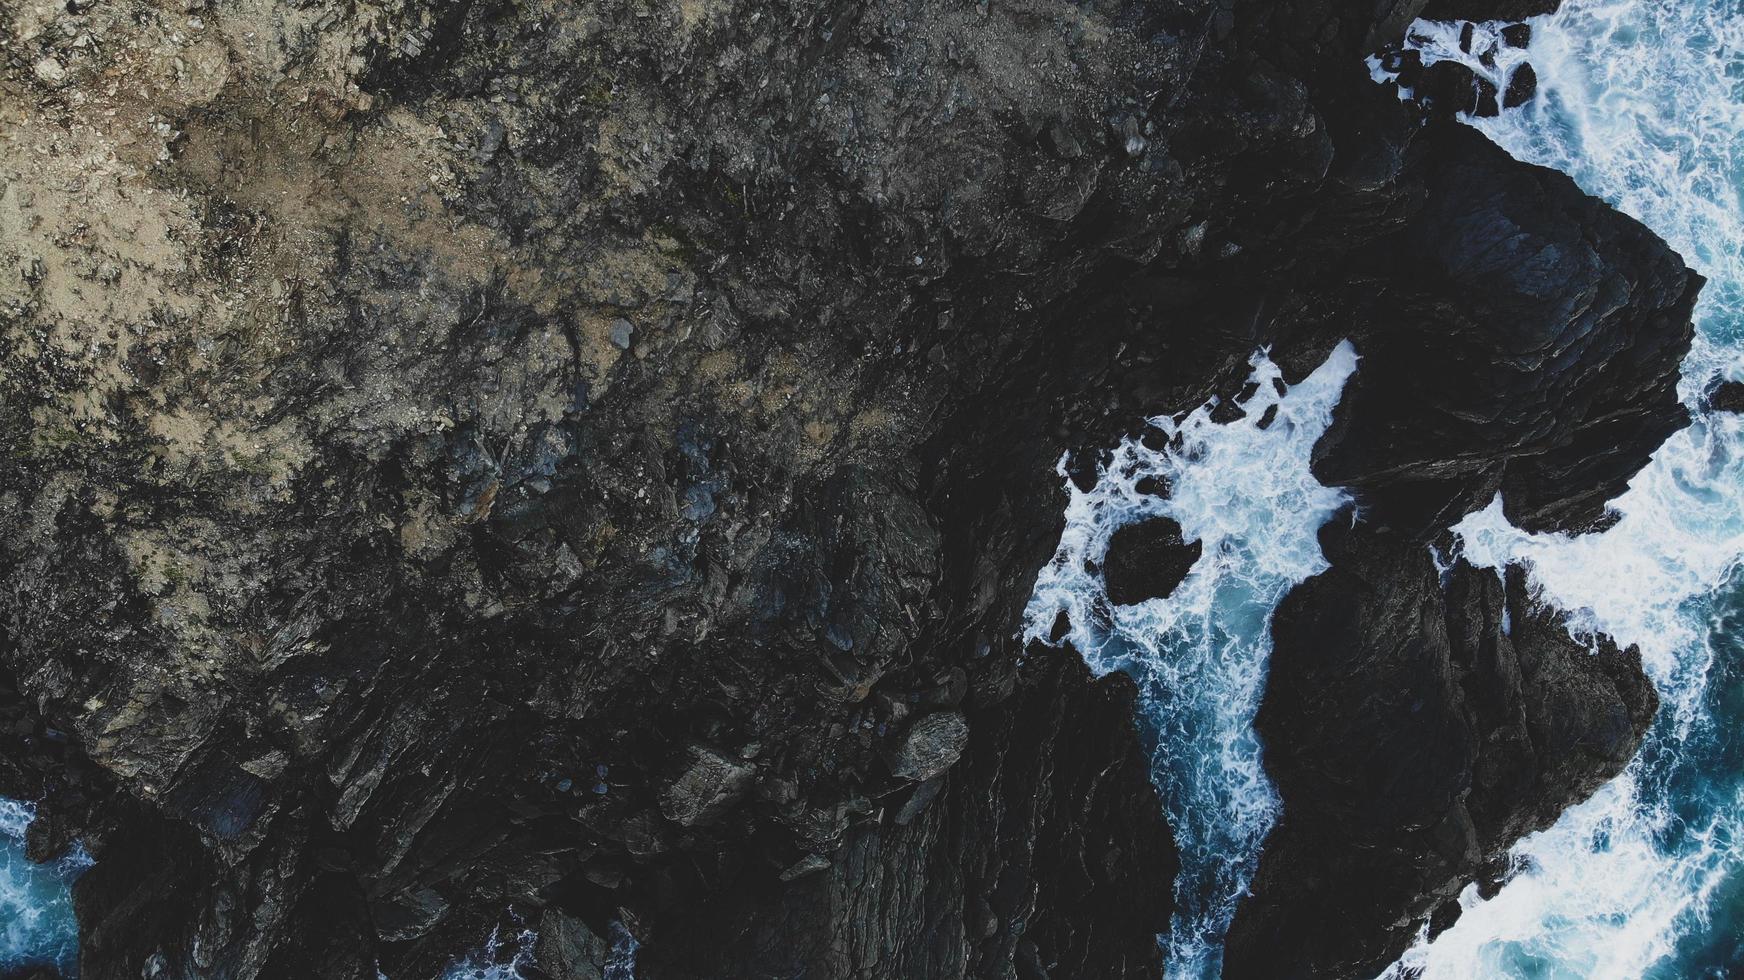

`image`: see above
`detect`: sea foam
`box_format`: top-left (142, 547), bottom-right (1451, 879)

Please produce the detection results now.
top-left (0, 796), bottom-right (88, 977)
top-left (1026, 341), bottom-right (1358, 978)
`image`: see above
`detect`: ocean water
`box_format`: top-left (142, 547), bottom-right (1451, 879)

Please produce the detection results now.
top-left (0, 797), bottom-right (90, 977)
top-left (436, 922), bottom-right (540, 980)
top-left (436, 917), bottom-right (639, 980)
top-left (1025, 342), bottom-right (1359, 978)
top-left (1373, 1), bottom-right (1744, 977)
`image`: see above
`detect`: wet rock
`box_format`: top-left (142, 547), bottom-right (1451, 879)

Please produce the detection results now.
top-left (659, 744), bottom-right (756, 828)
top-left (1379, 47), bottom-right (1425, 89)
top-left (1416, 60), bottom-right (1483, 117)
top-left (1503, 63), bottom-right (1538, 108)
top-left (1707, 379), bottom-right (1744, 413)
top-left (1314, 123), bottom-right (1697, 536)
top-left (1225, 525), bottom-right (1657, 979)
top-left (1472, 79), bottom-right (1502, 118)
top-left (1502, 24), bottom-right (1533, 48)
top-left (884, 711), bottom-right (969, 781)
top-left (533, 908), bottom-right (609, 980)
top-left (1047, 610), bottom-right (1071, 643)
top-left (1103, 517), bottom-right (1202, 605)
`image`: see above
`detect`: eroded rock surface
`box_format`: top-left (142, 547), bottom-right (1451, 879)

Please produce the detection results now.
top-left (1226, 520), bottom-right (1658, 979)
top-left (0, 0), bottom-right (1695, 976)
top-left (639, 645), bottom-right (1178, 980)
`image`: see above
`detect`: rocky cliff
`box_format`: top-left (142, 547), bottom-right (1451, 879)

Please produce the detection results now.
top-left (0, 0), bottom-right (1693, 976)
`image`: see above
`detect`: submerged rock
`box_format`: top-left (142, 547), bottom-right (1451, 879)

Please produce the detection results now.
top-left (1707, 379), bottom-right (1744, 413)
top-left (1503, 63), bottom-right (1538, 108)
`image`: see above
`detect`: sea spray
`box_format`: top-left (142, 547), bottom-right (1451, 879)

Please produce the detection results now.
top-left (1374, 1), bottom-right (1744, 976)
top-left (1026, 341), bottom-right (1359, 978)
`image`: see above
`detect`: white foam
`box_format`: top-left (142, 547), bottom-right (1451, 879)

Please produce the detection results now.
top-left (604, 920), bottom-right (639, 980)
top-left (436, 916), bottom-right (638, 980)
top-left (438, 924), bottom-right (537, 980)
top-left (1376, 0), bottom-right (1744, 975)
top-left (1026, 341), bottom-right (1358, 978)
top-left (0, 796), bottom-right (84, 976)
top-left (1368, 19), bottom-right (1536, 105)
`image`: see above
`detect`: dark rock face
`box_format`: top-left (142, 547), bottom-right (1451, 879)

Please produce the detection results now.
top-left (534, 909), bottom-right (611, 980)
top-left (638, 646), bottom-right (1177, 979)
top-left (1225, 522), bottom-right (1657, 979)
top-left (1416, 61), bottom-right (1502, 118)
top-left (1315, 123), bottom-right (1698, 536)
top-left (1707, 380), bottom-right (1744, 413)
top-left (1503, 63), bottom-right (1538, 108)
top-left (659, 745), bottom-right (757, 828)
top-left (1224, 106), bottom-right (1691, 980)
top-left (0, 0), bottom-right (1696, 977)
top-left (1104, 518), bottom-right (1203, 606)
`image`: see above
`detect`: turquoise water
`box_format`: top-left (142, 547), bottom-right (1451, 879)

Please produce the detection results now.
top-left (1378, 2), bottom-right (1744, 976)
top-left (0, 798), bottom-right (88, 977)
top-left (1026, 344), bottom-right (1359, 978)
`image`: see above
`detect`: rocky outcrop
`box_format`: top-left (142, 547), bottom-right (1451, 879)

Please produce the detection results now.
top-left (0, 0), bottom-right (1695, 976)
top-left (1103, 518), bottom-right (1202, 606)
top-left (1314, 122), bottom-right (1697, 537)
top-left (637, 646), bottom-right (1177, 980)
top-left (534, 910), bottom-right (613, 980)
top-left (883, 711), bottom-right (970, 782)
top-left (1706, 380), bottom-right (1744, 413)
top-left (1225, 520), bottom-right (1657, 979)
top-left (1220, 56), bottom-right (1694, 975)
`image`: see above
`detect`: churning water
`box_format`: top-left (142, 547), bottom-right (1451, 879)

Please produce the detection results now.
top-left (0, 797), bottom-right (88, 977)
top-left (1375, 1), bottom-right (1744, 977)
top-left (1026, 342), bottom-right (1359, 978)
top-left (437, 917), bottom-right (639, 980)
